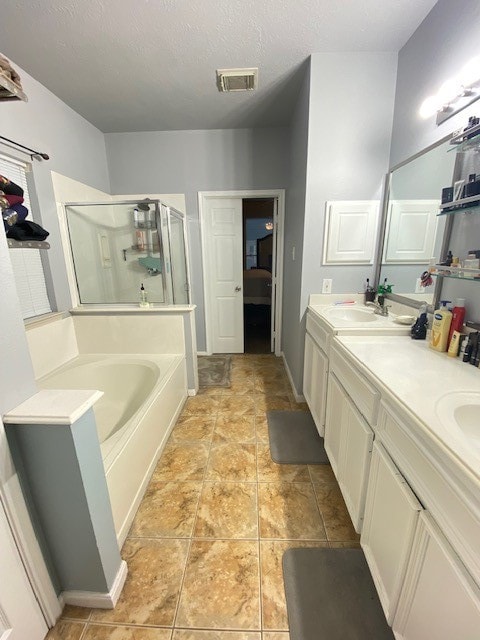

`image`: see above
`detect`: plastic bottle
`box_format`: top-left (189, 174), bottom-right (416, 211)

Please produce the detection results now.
top-left (139, 282), bottom-right (149, 308)
top-left (447, 298), bottom-right (466, 347)
top-left (429, 300), bottom-right (452, 352)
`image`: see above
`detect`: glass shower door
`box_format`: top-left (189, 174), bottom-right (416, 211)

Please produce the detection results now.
top-left (167, 208), bottom-right (190, 304)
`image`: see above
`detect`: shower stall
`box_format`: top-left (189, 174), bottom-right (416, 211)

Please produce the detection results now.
top-left (64, 199), bottom-right (190, 305)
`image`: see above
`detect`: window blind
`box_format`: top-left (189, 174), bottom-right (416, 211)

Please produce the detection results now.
top-left (1, 154), bottom-right (52, 319)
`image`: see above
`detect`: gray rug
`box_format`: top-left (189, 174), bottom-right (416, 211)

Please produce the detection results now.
top-left (197, 355), bottom-right (232, 388)
top-left (283, 548), bottom-right (394, 640)
top-left (267, 410), bottom-right (329, 464)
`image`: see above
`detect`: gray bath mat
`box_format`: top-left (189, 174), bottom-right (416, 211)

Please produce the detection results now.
top-left (267, 410), bottom-right (329, 464)
top-left (198, 355), bottom-right (232, 388)
top-left (283, 548), bottom-right (394, 640)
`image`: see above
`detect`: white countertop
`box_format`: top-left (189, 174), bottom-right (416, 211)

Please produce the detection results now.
top-left (3, 389), bottom-right (104, 425)
top-left (335, 335), bottom-right (480, 481)
top-left (308, 302), bottom-right (412, 335)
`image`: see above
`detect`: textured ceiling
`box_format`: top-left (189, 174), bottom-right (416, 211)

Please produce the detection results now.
top-left (0, 0), bottom-right (437, 132)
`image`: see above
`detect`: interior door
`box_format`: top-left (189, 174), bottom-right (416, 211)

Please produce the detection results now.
top-left (270, 198), bottom-right (278, 352)
top-left (0, 497), bottom-right (47, 640)
top-left (204, 197), bottom-right (244, 353)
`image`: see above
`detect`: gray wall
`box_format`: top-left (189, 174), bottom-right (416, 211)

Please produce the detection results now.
top-left (0, 58), bottom-right (111, 593)
top-left (390, 0), bottom-right (480, 319)
top-left (281, 63), bottom-right (310, 389)
top-left (284, 52), bottom-right (398, 393)
top-left (106, 128), bottom-right (289, 350)
top-left (390, 0), bottom-right (480, 167)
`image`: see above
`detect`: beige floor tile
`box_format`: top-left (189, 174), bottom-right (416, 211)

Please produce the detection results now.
top-left (262, 634), bottom-right (290, 640)
top-left (288, 399), bottom-right (309, 411)
top-left (313, 483), bottom-right (360, 543)
top-left (84, 626), bottom-right (172, 639)
top-left (256, 444), bottom-right (310, 483)
top-left (255, 416), bottom-right (270, 443)
top-left (182, 395), bottom-right (222, 416)
top-left (173, 631), bottom-right (260, 640)
top-left (170, 416), bottom-right (216, 442)
top-left (308, 464), bottom-right (336, 484)
top-left (176, 540), bottom-right (260, 629)
top-left (221, 377), bottom-right (255, 395)
top-left (205, 443), bottom-right (257, 482)
top-left (254, 395), bottom-right (292, 413)
top-left (258, 483), bottom-right (326, 540)
top-left (129, 481), bottom-right (201, 538)
top-left (214, 414), bottom-right (256, 443)
top-left (217, 396), bottom-right (256, 416)
top-left (194, 482), bottom-right (258, 539)
top-left (46, 621), bottom-right (85, 640)
top-left (197, 386), bottom-right (226, 396)
top-left (260, 541), bottom-right (327, 630)
top-left (254, 378), bottom-right (289, 395)
top-left (154, 443), bottom-right (210, 482)
top-left (91, 539), bottom-right (188, 626)
top-left (61, 604), bottom-right (91, 620)
top-left (329, 540), bottom-right (361, 548)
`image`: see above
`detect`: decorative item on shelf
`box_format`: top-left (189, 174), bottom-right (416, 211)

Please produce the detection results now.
top-left (0, 55), bottom-right (27, 102)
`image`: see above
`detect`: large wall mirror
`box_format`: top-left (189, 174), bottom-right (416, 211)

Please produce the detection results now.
top-left (377, 137), bottom-right (456, 306)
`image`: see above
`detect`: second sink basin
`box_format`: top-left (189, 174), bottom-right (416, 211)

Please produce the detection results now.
top-left (326, 307), bottom-right (377, 323)
top-left (435, 391), bottom-right (480, 455)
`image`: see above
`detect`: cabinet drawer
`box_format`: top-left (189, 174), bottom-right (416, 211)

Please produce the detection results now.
top-left (330, 345), bottom-right (379, 425)
top-left (306, 310), bottom-right (330, 353)
top-left (377, 402), bottom-right (480, 586)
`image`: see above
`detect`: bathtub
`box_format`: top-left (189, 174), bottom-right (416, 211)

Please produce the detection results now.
top-left (38, 353), bottom-right (187, 544)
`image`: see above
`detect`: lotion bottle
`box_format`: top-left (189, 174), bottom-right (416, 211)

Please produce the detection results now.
top-left (447, 298), bottom-right (466, 346)
top-left (430, 300), bottom-right (452, 352)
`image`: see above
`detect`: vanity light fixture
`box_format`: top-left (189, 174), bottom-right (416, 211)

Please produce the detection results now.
top-left (419, 55), bottom-right (480, 124)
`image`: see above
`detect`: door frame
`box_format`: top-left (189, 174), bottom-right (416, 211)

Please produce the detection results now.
top-left (198, 189), bottom-right (285, 356)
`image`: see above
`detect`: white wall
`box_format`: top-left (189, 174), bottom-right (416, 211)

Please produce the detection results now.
top-left (105, 128), bottom-right (289, 350)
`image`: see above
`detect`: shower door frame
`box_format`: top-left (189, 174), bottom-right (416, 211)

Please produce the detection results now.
top-left (164, 206), bottom-right (191, 304)
top-left (63, 199), bottom-right (176, 306)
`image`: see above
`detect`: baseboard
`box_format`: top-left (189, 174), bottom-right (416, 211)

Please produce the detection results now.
top-left (188, 388), bottom-right (197, 396)
top-left (62, 560), bottom-right (127, 609)
top-left (281, 352), bottom-right (305, 403)
top-left (197, 351), bottom-right (208, 356)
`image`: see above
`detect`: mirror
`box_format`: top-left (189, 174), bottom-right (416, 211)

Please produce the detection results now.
top-left (378, 137), bottom-right (456, 305)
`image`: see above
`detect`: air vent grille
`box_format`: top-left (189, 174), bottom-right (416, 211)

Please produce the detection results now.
top-left (216, 68), bottom-right (258, 92)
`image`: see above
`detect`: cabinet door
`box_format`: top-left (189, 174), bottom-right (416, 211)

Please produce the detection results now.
top-left (303, 332), bottom-right (328, 436)
top-left (361, 442), bottom-right (422, 623)
top-left (394, 512), bottom-right (480, 640)
top-left (324, 372), bottom-right (345, 478)
top-left (339, 395), bottom-right (374, 533)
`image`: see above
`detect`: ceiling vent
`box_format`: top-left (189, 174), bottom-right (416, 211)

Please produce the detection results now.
top-left (216, 68), bottom-right (258, 92)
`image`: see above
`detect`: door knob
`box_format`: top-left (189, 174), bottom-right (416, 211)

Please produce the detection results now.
top-left (235, 286), bottom-right (242, 291)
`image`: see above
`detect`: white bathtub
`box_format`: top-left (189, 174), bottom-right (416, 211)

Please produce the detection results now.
top-left (38, 353), bottom-right (187, 544)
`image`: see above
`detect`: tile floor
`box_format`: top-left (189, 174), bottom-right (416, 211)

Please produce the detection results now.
top-left (47, 354), bottom-right (359, 640)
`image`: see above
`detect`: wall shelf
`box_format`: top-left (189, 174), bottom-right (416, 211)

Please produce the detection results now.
top-left (0, 70), bottom-right (27, 102)
top-left (7, 239), bottom-right (50, 250)
top-left (430, 264), bottom-right (480, 282)
top-left (438, 195), bottom-right (480, 215)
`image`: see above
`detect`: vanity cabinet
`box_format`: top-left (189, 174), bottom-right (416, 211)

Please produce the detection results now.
top-left (303, 312), bottom-right (329, 436)
top-left (361, 442), bottom-right (422, 623)
top-left (393, 512), bottom-right (480, 639)
top-left (325, 372), bottom-right (374, 532)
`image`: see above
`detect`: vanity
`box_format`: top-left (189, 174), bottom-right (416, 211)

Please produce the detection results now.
top-left (302, 125), bottom-right (480, 637)
top-left (304, 300), bottom-right (480, 637)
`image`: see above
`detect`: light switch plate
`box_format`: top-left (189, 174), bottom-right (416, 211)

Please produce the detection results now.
top-left (322, 279), bottom-right (333, 294)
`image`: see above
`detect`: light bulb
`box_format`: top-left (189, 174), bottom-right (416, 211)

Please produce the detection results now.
top-left (419, 95), bottom-right (439, 119)
top-left (459, 56), bottom-right (480, 88)
top-left (437, 78), bottom-right (461, 105)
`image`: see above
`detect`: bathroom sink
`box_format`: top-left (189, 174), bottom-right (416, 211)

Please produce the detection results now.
top-left (326, 307), bottom-right (377, 323)
top-left (435, 392), bottom-right (480, 454)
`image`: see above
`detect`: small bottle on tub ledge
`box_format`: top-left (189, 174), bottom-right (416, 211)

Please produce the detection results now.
top-left (139, 282), bottom-right (149, 308)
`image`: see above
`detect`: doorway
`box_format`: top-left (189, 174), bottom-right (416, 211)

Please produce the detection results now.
top-left (199, 189), bottom-right (285, 356)
top-left (243, 199), bottom-right (274, 353)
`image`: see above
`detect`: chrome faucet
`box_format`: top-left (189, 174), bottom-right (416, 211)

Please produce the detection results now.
top-left (366, 301), bottom-right (391, 316)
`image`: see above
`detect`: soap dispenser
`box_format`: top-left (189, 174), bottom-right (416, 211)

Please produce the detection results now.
top-left (411, 304), bottom-right (428, 340)
top-left (430, 301), bottom-right (452, 352)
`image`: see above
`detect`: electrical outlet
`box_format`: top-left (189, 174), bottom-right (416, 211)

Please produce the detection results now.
top-left (322, 278), bottom-right (333, 294)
